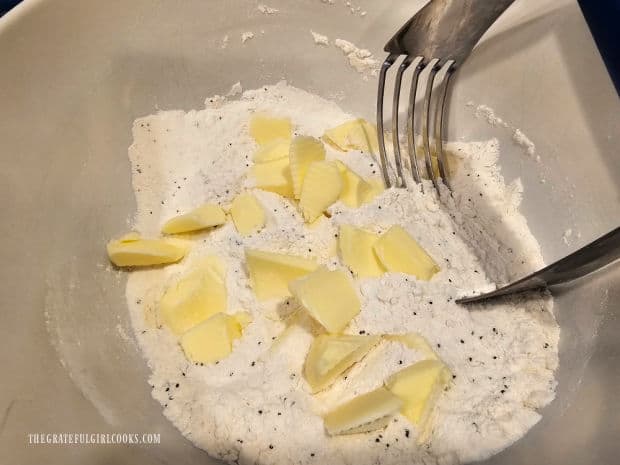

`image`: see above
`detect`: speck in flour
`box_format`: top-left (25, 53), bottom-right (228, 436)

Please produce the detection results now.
top-left (125, 82), bottom-right (559, 465)
top-left (241, 31), bottom-right (255, 44)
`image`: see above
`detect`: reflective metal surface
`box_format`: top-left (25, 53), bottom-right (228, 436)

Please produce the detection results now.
top-left (1, 0), bottom-right (618, 464)
top-left (458, 226), bottom-right (620, 303)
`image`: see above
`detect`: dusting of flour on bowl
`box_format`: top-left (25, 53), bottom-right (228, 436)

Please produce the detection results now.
top-left (125, 82), bottom-right (559, 465)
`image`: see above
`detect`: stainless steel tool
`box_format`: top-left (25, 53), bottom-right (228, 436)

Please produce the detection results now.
top-left (458, 227), bottom-right (620, 304)
top-left (376, 0), bottom-right (516, 190)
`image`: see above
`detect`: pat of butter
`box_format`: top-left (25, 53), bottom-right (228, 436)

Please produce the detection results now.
top-left (384, 333), bottom-right (439, 361)
top-left (252, 157), bottom-right (294, 198)
top-left (323, 387), bottom-right (403, 436)
top-left (289, 266), bottom-right (360, 333)
top-left (334, 160), bottom-right (376, 208)
top-left (385, 359), bottom-right (451, 441)
top-left (230, 193), bottom-right (266, 235)
top-left (373, 225), bottom-right (439, 280)
top-left (107, 236), bottom-right (189, 267)
top-left (305, 334), bottom-right (381, 392)
top-left (289, 136), bottom-right (326, 199)
top-left (253, 138), bottom-right (290, 163)
top-left (245, 249), bottom-right (318, 301)
top-left (180, 311), bottom-right (251, 364)
top-left (299, 161), bottom-right (342, 223)
top-left (337, 225), bottom-right (385, 278)
top-left (249, 114), bottom-right (292, 146)
top-left (322, 119), bottom-right (379, 155)
top-left (161, 203), bottom-right (226, 234)
top-left (160, 257), bottom-right (227, 335)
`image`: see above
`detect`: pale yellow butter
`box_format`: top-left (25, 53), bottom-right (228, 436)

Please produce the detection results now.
top-left (253, 138), bottom-right (290, 163)
top-left (334, 161), bottom-right (375, 208)
top-left (322, 119), bottom-right (379, 155)
top-left (159, 257), bottom-right (227, 335)
top-left (289, 136), bottom-right (326, 199)
top-left (373, 225), bottom-right (439, 280)
top-left (385, 359), bottom-right (451, 441)
top-left (288, 266), bottom-right (360, 333)
top-left (384, 332), bottom-right (439, 361)
top-left (249, 114), bottom-right (292, 146)
top-left (161, 203), bottom-right (226, 234)
top-left (299, 161), bottom-right (342, 223)
top-left (230, 192), bottom-right (266, 235)
top-left (337, 225), bottom-right (385, 277)
top-left (251, 157), bottom-right (294, 198)
top-left (323, 387), bottom-right (403, 436)
top-left (304, 334), bottom-right (381, 392)
top-left (245, 249), bottom-right (318, 301)
top-left (107, 236), bottom-right (189, 267)
top-left (180, 311), bottom-right (251, 364)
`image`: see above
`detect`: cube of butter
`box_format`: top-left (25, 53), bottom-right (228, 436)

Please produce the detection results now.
top-left (107, 235), bottom-right (189, 267)
top-left (304, 334), bottom-right (381, 392)
top-left (289, 136), bottom-right (326, 199)
top-left (384, 332), bottom-right (439, 361)
top-left (245, 249), bottom-right (318, 301)
top-left (249, 114), bottom-right (292, 146)
top-left (230, 192), bottom-right (266, 235)
top-left (323, 387), bottom-right (403, 436)
top-left (322, 119), bottom-right (379, 155)
top-left (373, 225), bottom-right (439, 280)
top-left (385, 359), bottom-right (451, 441)
top-left (180, 311), bottom-right (251, 364)
top-left (289, 266), bottom-right (360, 333)
top-left (299, 161), bottom-right (342, 223)
top-left (337, 225), bottom-right (385, 278)
top-left (253, 138), bottom-right (290, 163)
top-left (334, 161), bottom-right (376, 208)
top-left (159, 257), bottom-right (227, 335)
top-left (161, 203), bottom-right (226, 234)
top-left (252, 157), bottom-right (294, 198)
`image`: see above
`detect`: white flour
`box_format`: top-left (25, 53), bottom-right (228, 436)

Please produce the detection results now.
top-left (257, 4), bottom-right (278, 15)
top-left (241, 32), bottom-right (255, 44)
top-left (334, 38), bottom-right (379, 76)
top-left (309, 32), bottom-right (379, 77)
top-left (125, 82), bottom-right (559, 465)
top-left (311, 31), bottom-right (330, 46)
top-left (469, 101), bottom-right (540, 162)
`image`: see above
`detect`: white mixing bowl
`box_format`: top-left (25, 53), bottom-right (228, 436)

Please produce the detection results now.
top-left (1, 0), bottom-right (618, 464)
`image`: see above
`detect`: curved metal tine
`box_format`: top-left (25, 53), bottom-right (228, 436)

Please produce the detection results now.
top-left (433, 60), bottom-right (455, 191)
top-left (391, 56), bottom-right (414, 188)
top-left (422, 58), bottom-right (441, 192)
top-left (377, 54), bottom-right (399, 188)
top-left (406, 57), bottom-right (426, 185)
